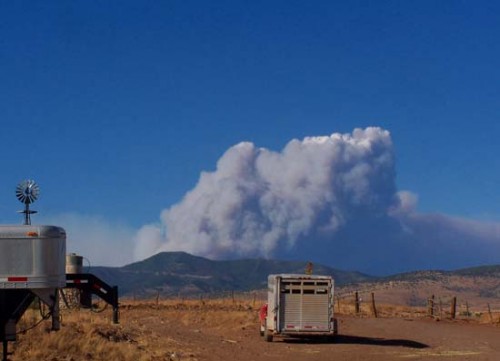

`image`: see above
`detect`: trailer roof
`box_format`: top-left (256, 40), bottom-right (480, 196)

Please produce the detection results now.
top-left (267, 274), bottom-right (333, 280)
top-left (0, 225), bottom-right (66, 238)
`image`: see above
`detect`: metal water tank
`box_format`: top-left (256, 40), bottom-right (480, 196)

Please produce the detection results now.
top-left (66, 253), bottom-right (83, 274)
top-left (0, 225), bottom-right (66, 289)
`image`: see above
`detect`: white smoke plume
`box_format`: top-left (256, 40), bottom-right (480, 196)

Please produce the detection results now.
top-left (135, 128), bottom-right (398, 259)
top-left (134, 127), bottom-right (500, 273)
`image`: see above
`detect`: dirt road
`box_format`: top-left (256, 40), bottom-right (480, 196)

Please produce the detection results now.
top-left (120, 305), bottom-right (500, 361)
top-left (10, 302), bottom-right (500, 361)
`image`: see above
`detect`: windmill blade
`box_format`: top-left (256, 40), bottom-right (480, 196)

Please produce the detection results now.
top-left (16, 180), bottom-right (40, 205)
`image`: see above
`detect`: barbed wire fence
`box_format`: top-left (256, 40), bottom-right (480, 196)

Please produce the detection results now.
top-left (122, 285), bottom-right (500, 324)
top-left (333, 287), bottom-right (500, 324)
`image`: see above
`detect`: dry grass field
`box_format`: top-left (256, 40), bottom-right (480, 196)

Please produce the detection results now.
top-left (7, 294), bottom-right (500, 361)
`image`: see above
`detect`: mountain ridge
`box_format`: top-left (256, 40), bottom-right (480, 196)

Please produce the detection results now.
top-left (89, 251), bottom-right (500, 298)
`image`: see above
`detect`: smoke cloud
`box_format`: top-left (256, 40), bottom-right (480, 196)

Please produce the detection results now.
top-left (134, 127), bottom-right (500, 274)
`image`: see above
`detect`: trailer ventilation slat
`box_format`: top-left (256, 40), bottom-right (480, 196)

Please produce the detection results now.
top-left (277, 277), bottom-right (332, 332)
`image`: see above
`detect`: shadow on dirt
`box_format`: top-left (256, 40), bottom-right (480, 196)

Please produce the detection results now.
top-left (336, 335), bottom-right (429, 348)
top-left (284, 335), bottom-right (428, 349)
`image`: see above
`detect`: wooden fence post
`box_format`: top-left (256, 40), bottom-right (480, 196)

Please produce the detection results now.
top-left (428, 295), bottom-right (435, 317)
top-left (450, 297), bottom-right (456, 319)
top-left (488, 304), bottom-right (493, 323)
top-left (371, 292), bottom-right (378, 318)
top-left (354, 291), bottom-right (360, 314)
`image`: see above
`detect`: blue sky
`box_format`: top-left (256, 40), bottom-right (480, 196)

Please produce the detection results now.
top-left (1, 1), bottom-right (499, 272)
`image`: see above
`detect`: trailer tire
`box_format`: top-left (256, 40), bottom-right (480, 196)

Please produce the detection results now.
top-left (264, 327), bottom-right (273, 342)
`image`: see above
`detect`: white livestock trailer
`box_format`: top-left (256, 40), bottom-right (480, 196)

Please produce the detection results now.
top-left (260, 274), bottom-right (338, 342)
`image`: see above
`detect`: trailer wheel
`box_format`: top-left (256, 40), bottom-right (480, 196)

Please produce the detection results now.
top-left (264, 327), bottom-right (273, 342)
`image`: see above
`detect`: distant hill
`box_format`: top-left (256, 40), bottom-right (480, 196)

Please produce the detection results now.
top-left (453, 265), bottom-right (500, 277)
top-left (89, 252), bottom-right (500, 303)
top-left (90, 251), bottom-right (373, 297)
top-left (374, 265), bottom-right (500, 283)
top-left (339, 264), bottom-right (500, 309)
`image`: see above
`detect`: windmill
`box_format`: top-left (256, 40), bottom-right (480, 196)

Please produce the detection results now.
top-left (16, 179), bottom-right (40, 225)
